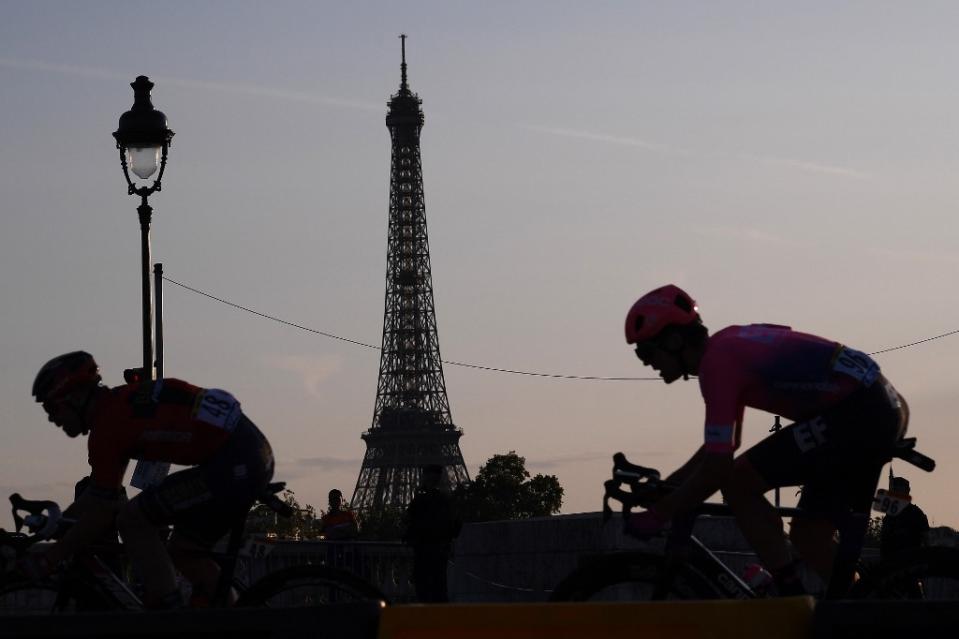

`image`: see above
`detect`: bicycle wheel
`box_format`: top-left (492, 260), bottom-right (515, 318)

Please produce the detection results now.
top-left (851, 546), bottom-right (959, 600)
top-left (549, 551), bottom-right (726, 602)
top-left (0, 581), bottom-right (76, 614)
top-left (235, 565), bottom-right (388, 607)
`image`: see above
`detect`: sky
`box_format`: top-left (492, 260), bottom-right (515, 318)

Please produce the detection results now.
top-left (2, 2), bottom-right (959, 529)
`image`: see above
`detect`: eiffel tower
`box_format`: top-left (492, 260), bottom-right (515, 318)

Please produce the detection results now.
top-left (351, 36), bottom-right (470, 514)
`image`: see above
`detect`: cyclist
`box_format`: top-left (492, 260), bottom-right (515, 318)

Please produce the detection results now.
top-left (623, 285), bottom-right (908, 595)
top-left (23, 351), bottom-right (275, 608)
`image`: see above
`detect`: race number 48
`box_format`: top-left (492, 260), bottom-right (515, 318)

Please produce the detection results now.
top-left (193, 388), bottom-right (241, 432)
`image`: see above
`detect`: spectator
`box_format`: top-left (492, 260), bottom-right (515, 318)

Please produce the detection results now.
top-left (319, 489), bottom-right (359, 540)
top-left (404, 464), bottom-right (461, 603)
top-left (880, 476), bottom-right (929, 560)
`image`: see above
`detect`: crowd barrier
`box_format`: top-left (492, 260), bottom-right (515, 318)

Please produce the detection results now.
top-left (377, 597), bottom-right (814, 639)
top-left (3, 597), bottom-right (957, 638)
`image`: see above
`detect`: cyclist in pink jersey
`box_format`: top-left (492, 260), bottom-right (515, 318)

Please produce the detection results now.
top-left (623, 285), bottom-right (908, 595)
top-left (24, 351), bottom-right (275, 608)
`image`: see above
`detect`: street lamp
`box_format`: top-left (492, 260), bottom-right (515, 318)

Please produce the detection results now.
top-left (113, 76), bottom-right (174, 384)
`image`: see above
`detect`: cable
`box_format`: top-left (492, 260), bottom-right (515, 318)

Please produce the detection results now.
top-left (161, 275), bottom-right (959, 380)
top-left (161, 276), bottom-right (659, 381)
top-left (162, 277), bottom-right (381, 351)
top-left (867, 329), bottom-right (959, 355)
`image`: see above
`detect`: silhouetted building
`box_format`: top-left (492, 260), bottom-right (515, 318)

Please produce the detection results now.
top-left (351, 36), bottom-right (470, 515)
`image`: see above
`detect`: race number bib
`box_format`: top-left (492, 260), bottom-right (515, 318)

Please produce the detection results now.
top-left (193, 389), bottom-right (242, 432)
top-left (832, 347), bottom-right (879, 387)
top-left (873, 488), bottom-right (911, 516)
top-left (241, 538), bottom-right (276, 559)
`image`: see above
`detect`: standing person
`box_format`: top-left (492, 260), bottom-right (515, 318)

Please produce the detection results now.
top-left (23, 351), bottom-right (275, 608)
top-left (880, 476), bottom-right (929, 560)
top-left (404, 464), bottom-right (461, 603)
top-left (622, 285), bottom-right (909, 596)
top-left (319, 489), bottom-right (359, 540)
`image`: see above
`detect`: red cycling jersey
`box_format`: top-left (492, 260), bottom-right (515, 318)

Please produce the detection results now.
top-left (86, 379), bottom-right (243, 491)
top-left (698, 324), bottom-right (880, 454)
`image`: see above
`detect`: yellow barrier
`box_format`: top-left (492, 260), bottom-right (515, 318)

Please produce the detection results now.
top-left (379, 597), bottom-right (814, 639)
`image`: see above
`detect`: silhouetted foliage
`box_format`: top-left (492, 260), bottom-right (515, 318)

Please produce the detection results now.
top-left (453, 451), bottom-right (563, 522)
top-left (245, 489), bottom-right (317, 540)
top-left (863, 516), bottom-right (883, 549)
top-left (357, 505), bottom-right (406, 541)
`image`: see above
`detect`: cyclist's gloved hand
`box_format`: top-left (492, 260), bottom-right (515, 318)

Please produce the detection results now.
top-left (14, 553), bottom-right (54, 582)
top-left (625, 508), bottom-right (670, 539)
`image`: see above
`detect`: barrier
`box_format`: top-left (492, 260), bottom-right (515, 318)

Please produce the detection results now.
top-left (814, 600), bottom-right (959, 639)
top-left (378, 597), bottom-right (814, 639)
top-left (0, 601), bottom-right (383, 639)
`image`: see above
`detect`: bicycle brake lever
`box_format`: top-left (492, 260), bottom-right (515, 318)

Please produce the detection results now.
top-left (10, 494), bottom-right (62, 539)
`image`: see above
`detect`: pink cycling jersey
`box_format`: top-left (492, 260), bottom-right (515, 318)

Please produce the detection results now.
top-left (698, 324), bottom-right (880, 454)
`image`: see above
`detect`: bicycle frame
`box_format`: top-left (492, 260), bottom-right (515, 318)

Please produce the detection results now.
top-left (7, 480), bottom-right (294, 611)
top-left (606, 439), bottom-right (935, 600)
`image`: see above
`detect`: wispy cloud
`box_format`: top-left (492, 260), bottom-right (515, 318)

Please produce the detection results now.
top-left (0, 57), bottom-right (382, 112)
top-left (522, 124), bottom-right (871, 180)
top-left (267, 354), bottom-right (342, 398)
top-left (688, 225), bottom-right (802, 247)
top-left (528, 450), bottom-right (671, 471)
top-left (867, 246), bottom-right (959, 266)
top-left (290, 456), bottom-right (362, 471)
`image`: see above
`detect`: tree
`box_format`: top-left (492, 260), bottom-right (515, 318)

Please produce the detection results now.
top-left (356, 505), bottom-right (406, 541)
top-left (245, 489), bottom-right (318, 540)
top-left (453, 451), bottom-right (563, 522)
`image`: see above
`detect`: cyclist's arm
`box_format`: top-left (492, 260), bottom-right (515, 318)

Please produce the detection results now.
top-left (654, 452), bottom-right (733, 519)
top-left (665, 446), bottom-right (707, 485)
top-left (44, 489), bottom-right (121, 565)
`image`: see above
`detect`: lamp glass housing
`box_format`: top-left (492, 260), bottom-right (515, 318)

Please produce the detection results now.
top-left (127, 146), bottom-right (161, 179)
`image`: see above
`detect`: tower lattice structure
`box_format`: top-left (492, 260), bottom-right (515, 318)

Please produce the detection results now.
top-left (351, 36), bottom-right (469, 514)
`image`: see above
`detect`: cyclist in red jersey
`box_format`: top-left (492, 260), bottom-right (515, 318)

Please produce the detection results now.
top-left (26, 351), bottom-right (275, 608)
top-left (623, 285), bottom-right (908, 595)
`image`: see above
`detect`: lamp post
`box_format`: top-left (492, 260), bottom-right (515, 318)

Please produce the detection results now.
top-left (113, 76), bottom-right (174, 384)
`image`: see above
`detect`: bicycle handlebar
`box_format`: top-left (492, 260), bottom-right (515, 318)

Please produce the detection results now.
top-left (603, 453), bottom-right (805, 524)
top-left (603, 453), bottom-right (674, 523)
top-left (10, 493), bottom-right (62, 540)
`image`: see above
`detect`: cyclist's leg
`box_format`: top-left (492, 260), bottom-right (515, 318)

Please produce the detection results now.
top-left (116, 490), bottom-right (182, 608)
top-left (168, 415), bottom-right (275, 604)
top-left (826, 463), bottom-right (884, 598)
top-left (168, 532), bottom-right (223, 605)
top-left (788, 510), bottom-right (837, 582)
top-left (731, 412), bottom-right (857, 594)
top-left (726, 418), bottom-right (828, 575)
top-left (721, 458), bottom-right (792, 571)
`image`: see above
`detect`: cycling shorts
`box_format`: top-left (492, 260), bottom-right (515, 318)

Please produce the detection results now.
top-left (743, 375), bottom-right (907, 523)
top-left (137, 414), bottom-right (275, 547)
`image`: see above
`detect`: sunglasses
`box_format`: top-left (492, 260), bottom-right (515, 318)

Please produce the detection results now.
top-left (633, 341), bottom-right (660, 363)
top-left (634, 333), bottom-right (683, 363)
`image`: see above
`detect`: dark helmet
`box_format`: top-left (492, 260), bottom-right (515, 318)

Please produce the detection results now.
top-left (625, 284), bottom-right (700, 344)
top-left (890, 476), bottom-right (911, 494)
top-left (32, 351), bottom-right (101, 403)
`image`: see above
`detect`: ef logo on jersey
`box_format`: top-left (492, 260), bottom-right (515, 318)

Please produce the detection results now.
top-left (793, 416), bottom-right (828, 452)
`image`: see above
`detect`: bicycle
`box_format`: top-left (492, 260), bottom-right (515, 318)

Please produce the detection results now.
top-left (0, 482), bottom-right (387, 614)
top-left (550, 437), bottom-right (959, 601)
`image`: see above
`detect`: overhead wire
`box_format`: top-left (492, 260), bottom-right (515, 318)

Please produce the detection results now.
top-left (161, 275), bottom-right (957, 381)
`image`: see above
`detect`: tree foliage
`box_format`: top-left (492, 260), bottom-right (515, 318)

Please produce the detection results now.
top-left (357, 505), bottom-right (406, 541)
top-left (245, 489), bottom-right (318, 540)
top-left (453, 451), bottom-right (563, 522)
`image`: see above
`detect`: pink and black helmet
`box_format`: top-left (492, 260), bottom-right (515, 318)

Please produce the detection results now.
top-left (624, 285), bottom-right (700, 344)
